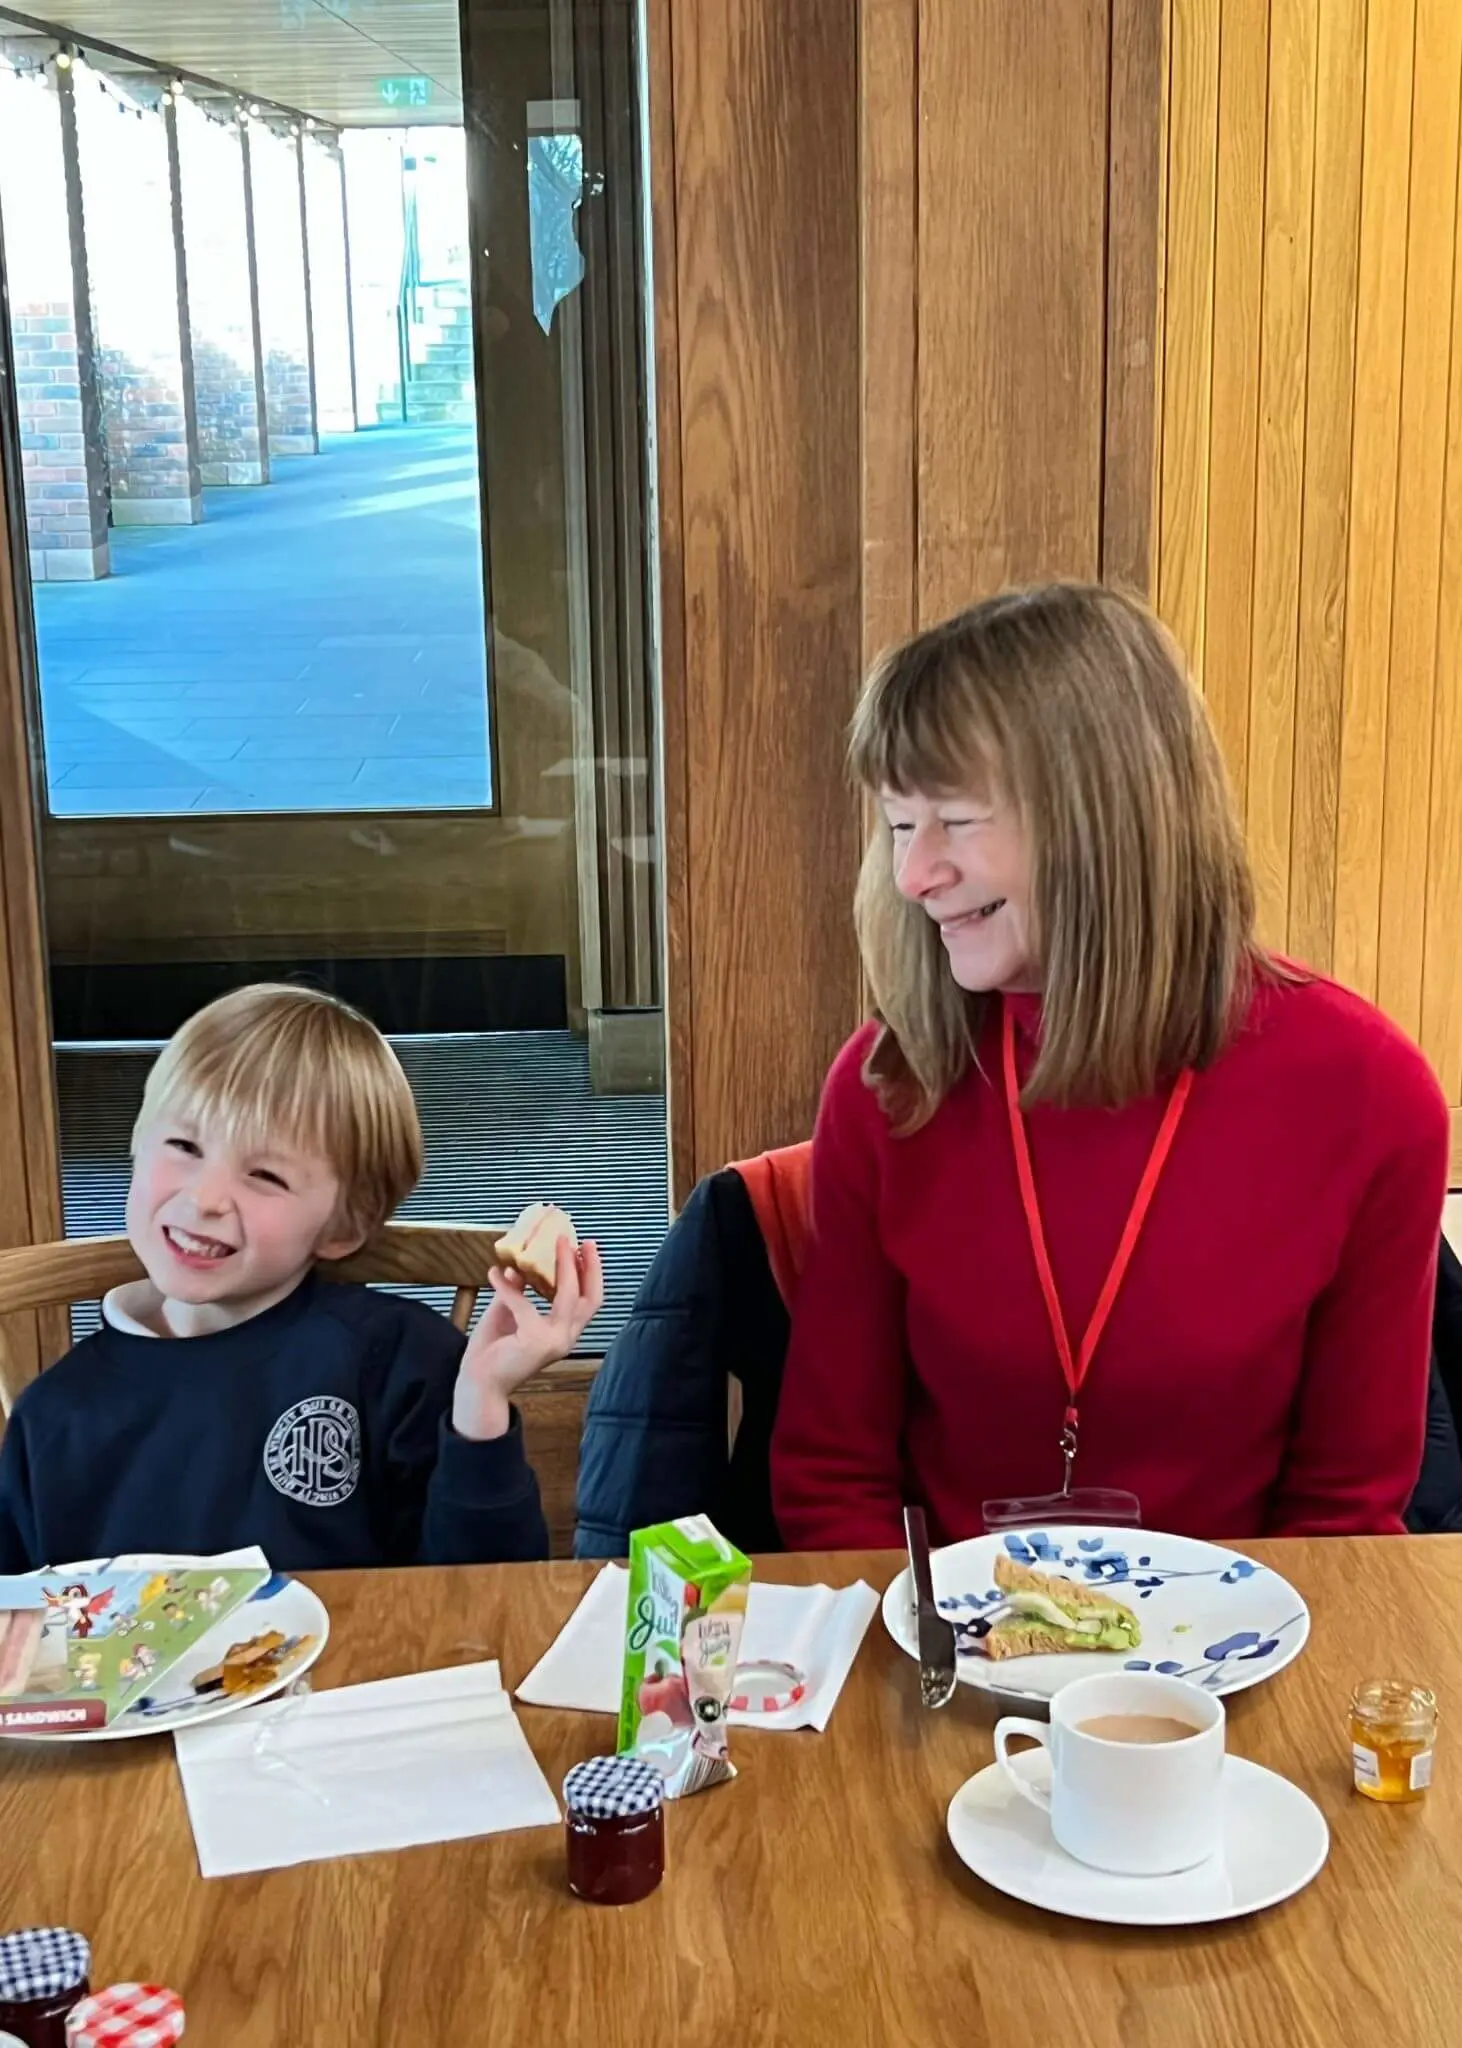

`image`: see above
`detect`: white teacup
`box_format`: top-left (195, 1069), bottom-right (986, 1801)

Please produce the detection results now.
top-left (993, 1670), bottom-right (1225, 1876)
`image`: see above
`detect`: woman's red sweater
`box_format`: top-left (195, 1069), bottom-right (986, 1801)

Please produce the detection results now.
top-left (771, 974), bottom-right (1449, 1546)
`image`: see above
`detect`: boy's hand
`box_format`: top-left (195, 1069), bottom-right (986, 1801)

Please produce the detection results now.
top-left (451, 1234), bottom-right (604, 1442)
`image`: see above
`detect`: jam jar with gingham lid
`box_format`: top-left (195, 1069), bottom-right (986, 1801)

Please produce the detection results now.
top-left (0, 1927), bottom-right (91, 2048)
top-left (562, 1755), bottom-right (665, 1904)
top-left (64, 1982), bottom-right (184, 2047)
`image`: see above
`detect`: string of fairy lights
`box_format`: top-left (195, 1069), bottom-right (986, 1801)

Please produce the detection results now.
top-left (0, 39), bottom-right (336, 145)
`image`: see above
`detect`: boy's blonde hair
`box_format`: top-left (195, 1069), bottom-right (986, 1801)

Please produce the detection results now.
top-left (134, 984), bottom-right (423, 1237)
top-left (850, 582), bottom-right (1267, 1130)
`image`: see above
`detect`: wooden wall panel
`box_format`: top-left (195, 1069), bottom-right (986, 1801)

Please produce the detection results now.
top-left (860, 0), bottom-right (1162, 637)
top-left (916, 0), bottom-right (1110, 613)
top-left (1244, 0), bottom-right (1316, 941)
top-left (644, 0), bottom-right (693, 1202)
top-left (1200, 0), bottom-right (1265, 809)
top-left (1288, 0), bottom-right (1365, 970)
top-left (1157, 0), bottom-right (1220, 679)
top-left (0, 243), bottom-right (66, 1374)
top-left (1331, 0), bottom-right (1414, 999)
top-left (1156, 0), bottom-right (1462, 1178)
top-left (1377, 0), bottom-right (1462, 1038)
top-left (1422, 117), bottom-right (1462, 1129)
top-left (1102, 0), bottom-right (1170, 597)
top-left (661, 0), bottom-right (863, 1182)
top-left (860, 0), bottom-right (918, 667)
top-left (857, 0), bottom-right (918, 1030)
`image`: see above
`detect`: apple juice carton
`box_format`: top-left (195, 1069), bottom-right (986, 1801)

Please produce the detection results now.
top-left (617, 1515), bottom-right (751, 1799)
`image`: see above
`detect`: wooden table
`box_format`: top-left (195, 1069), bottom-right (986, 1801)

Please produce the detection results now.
top-left (0, 1539), bottom-right (1457, 2046)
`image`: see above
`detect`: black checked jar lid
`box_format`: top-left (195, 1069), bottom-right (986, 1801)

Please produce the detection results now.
top-left (563, 1755), bottom-right (664, 1820)
top-left (0, 1926), bottom-right (91, 2002)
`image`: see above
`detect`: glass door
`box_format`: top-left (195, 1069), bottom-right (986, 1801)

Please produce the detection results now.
top-left (0, 0), bottom-right (666, 1347)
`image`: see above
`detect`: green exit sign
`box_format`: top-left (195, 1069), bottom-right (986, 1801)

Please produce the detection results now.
top-left (378, 76), bottom-right (432, 109)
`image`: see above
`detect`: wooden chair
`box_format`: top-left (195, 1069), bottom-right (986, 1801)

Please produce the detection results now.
top-left (0, 1223), bottom-right (597, 1555)
top-left (0, 1221), bottom-right (504, 1416)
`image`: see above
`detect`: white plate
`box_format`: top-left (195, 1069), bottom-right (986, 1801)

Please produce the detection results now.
top-left (5, 1572), bottom-right (329, 1742)
top-left (947, 1748), bottom-right (1329, 1926)
top-left (883, 1525), bottom-right (1309, 1704)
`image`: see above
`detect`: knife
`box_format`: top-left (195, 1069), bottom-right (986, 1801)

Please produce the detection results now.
top-left (903, 1504), bottom-right (957, 1709)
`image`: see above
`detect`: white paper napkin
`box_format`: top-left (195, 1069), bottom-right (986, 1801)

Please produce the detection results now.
top-left (174, 1659), bottom-right (559, 1877)
top-left (515, 1567), bottom-right (878, 1732)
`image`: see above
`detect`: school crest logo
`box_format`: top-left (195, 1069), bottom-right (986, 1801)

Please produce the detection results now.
top-left (263, 1396), bottom-right (362, 1507)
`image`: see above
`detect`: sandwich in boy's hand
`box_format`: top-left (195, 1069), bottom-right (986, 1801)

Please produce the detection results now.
top-left (978, 1552), bottom-right (1142, 1660)
top-left (498, 1201), bottom-right (578, 1300)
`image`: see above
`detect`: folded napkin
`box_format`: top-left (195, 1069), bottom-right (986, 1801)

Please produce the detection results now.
top-left (174, 1659), bottom-right (559, 1877)
top-left (515, 1566), bottom-right (878, 1732)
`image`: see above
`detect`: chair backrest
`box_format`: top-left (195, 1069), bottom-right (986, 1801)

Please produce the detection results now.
top-left (0, 1221), bottom-right (503, 1415)
top-left (726, 1140), bottom-right (813, 1308)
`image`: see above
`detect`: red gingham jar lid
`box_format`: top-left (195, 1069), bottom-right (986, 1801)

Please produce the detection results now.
top-left (65, 1984), bottom-right (184, 2047)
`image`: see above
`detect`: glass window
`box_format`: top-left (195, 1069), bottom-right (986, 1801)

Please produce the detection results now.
top-left (0, 0), bottom-right (666, 1348)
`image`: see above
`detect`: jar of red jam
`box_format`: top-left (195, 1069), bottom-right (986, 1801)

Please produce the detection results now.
top-left (563, 1756), bottom-right (665, 1905)
top-left (0, 1928), bottom-right (91, 2047)
top-left (65, 1982), bottom-right (185, 2046)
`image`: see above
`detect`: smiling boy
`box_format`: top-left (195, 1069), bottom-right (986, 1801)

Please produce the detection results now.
top-left (0, 985), bottom-right (604, 1571)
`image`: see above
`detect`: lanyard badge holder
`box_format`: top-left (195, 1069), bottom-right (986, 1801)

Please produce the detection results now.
top-left (982, 1004), bottom-right (1194, 1533)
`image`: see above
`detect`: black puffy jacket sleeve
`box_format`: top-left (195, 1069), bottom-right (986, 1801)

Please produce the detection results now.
top-left (574, 1172), bottom-right (789, 1558)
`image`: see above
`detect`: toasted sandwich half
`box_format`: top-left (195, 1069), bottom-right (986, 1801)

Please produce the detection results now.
top-left (497, 1201), bottom-right (578, 1300)
top-left (980, 1553), bottom-right (1142, 1660)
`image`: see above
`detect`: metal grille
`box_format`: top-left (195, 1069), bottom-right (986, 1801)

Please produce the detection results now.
top-left (57, 1031), bottom-right (669, 1346)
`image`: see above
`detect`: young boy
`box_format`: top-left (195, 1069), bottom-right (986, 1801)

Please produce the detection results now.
top-left (0, 984), bottom-right (604, 1572)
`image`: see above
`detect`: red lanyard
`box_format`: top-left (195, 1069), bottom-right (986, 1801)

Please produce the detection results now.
top-left (1002, 1001), bottom-right (1193, 1462)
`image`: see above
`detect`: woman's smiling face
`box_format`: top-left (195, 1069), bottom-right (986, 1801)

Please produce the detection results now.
top-left (880, 786), bottom-right (1037, 993)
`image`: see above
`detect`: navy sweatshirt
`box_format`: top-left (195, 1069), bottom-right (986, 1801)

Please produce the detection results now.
top-left (0, 1274), bottom-right (549, 1572)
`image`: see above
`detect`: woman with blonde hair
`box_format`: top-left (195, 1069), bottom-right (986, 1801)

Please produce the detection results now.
top-left (770, 583), bottom-right (1449, 1545)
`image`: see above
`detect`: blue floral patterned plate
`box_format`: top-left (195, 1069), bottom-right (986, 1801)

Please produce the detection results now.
top-left (882, 1526), bottom-right (1309, 1703)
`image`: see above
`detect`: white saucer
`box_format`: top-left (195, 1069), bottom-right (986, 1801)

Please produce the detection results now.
top-left (947, 1749), bottom-right (1329, 1926)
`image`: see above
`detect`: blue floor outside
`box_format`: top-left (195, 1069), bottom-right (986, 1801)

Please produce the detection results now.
top-left (33, 423), bottom-right (494, 816)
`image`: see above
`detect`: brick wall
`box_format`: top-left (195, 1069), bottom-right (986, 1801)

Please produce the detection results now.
top-left (249, 123), bottom-right (318, 457)
top-left (73, 62), bottom-right (202, 526)
top-left (176, 99), bottom-right (268, 485)
top-left (11, 309), bottom-right (108, 577)
top-left (0, 66), bottom-right (109, 579)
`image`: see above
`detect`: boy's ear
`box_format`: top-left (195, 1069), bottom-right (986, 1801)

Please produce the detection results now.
top-left (313, 1222), bottom-right (369, 1265)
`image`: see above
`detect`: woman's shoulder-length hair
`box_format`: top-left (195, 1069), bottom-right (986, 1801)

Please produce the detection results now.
top-left (850, 582), bottom-right (1270, 1131)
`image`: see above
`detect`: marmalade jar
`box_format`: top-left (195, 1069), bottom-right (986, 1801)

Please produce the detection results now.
top-left (1350, 1678), bottom-right (1438, 1803)
top-left (563, 1756), bottom-right (665, 1905)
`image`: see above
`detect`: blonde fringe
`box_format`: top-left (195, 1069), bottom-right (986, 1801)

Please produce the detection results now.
top-left (136, 984), bottom-right (423, 1233)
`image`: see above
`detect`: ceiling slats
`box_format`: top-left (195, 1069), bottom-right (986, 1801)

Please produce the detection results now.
top-left (3, 1), bottom-right (464, 125)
